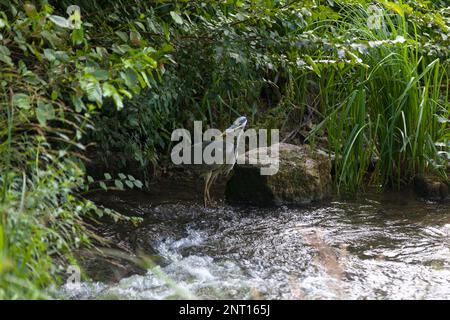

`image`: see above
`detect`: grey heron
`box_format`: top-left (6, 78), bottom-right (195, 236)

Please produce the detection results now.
top-left (173, 116), bottom-right (247, 206)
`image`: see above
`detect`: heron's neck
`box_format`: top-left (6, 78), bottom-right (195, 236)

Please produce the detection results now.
top-left (234, 131), bottom-right (243, 158)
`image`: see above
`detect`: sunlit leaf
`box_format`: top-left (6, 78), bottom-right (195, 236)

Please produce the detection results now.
top-left (134, 180), bottom-right (143, 189)
top-left (115, 31), bottom-right (128, 42)
top-left (114, 179), bottom-right (124, 190)
top-left (12, 93), bottom-right (31, 109)
top-left (170, 11), bottom-right (183, 25)
top-left (49, 15), bottom-right (70, 28)
top-left (125, 180), bottom-right (134, 188)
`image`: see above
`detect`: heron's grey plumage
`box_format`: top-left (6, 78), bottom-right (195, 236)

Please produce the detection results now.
top-left (174, 116), bottom-right (247, 206)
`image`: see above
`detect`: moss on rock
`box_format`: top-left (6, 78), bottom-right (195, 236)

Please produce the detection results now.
top-left (226, 143), bottom-right (332, 205)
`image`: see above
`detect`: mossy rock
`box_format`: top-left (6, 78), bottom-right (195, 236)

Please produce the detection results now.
top-left (226, 143), bottom-right (332, 205)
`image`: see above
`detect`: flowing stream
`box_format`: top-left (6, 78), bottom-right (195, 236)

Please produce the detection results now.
top-left (60, 189), bottom-right (450, 300)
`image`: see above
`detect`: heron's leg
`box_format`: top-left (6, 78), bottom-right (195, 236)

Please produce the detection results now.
top-left (203, 171), bottom-right (212, 207)
top-left (206, 172), bottom-right (218, 203)
top-left (208, 172), bottom-right (219, 203)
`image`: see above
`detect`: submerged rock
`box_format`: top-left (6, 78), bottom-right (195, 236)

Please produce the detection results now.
top-left (226, 143), bottom-right (332, 205)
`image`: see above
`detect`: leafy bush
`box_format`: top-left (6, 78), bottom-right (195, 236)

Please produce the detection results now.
top-left (0, 0), bottom-right (166, 298)
top-left (86, 0), bottom-right (449, 193)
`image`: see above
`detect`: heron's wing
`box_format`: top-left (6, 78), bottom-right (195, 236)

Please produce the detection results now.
top-left (171, 136), bottom-right (237, 173)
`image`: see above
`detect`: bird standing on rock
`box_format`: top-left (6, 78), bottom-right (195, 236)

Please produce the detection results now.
top-left (172, 116), bottom-right (247, 206)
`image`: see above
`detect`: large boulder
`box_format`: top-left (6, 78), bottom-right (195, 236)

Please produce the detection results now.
top-left (226, 143), bottom-right (332, 205)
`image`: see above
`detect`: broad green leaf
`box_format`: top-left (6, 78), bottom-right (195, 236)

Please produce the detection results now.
top-left (96, 209), bottom-right (103, 218)
top-left (49, 15), bottom-right (70, 28)
top-left (135, 21), bottom-right (146, 31)
top-left (170, 11), bottom-right (183, 25)
top-left (81, 78), bottom-right (102, 103)
top-left (99, 181), bottom-right (107, 190)
top-left (134, 180), bottom-right (143, 189)
top-left (112, 93), bottom-right (123, 110)
top-left (93, 69), bottom-right (109, 81)
top-left (104, 173), bottom-right (112, 180)
top-left (12, 93), bottom-right (31, 109)
top-left (381, 1), bottom-right (404, 17)
top-left (43, 49), bottom-right (56, 61)
top-left (0, 45), bottom-right (13, 66)
top-left (36, 102), bottom-right (55, 126)
top-left (102, 83), bottom-right (123, 109)
top-left (54, 51), bottom-right (70, 62)
top-left (51, 90), bottom-right (58, 101)
top-left (125, 180), bottom-right (134, 188)
top-left (130, 30), bottom-right (141, 45)
top-left (71, 95), bottom-right (85, 112)
top-left (120, 69), bottom-right (139, 90)
top-left (115, 31), bottom-right (128, 42)
top-left (114, 179), bottom-right (124, 190)
top-left (118, 173), bottom-right (126, 180)
top-left (24, 72), bottom-right (43, 86)
top-left (102, 83), bottom-right (116, 96)
top-left (71, 28), bottom-right (84, 45)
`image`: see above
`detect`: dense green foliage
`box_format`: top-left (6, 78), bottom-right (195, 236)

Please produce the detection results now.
top-left (83, 0), bottom-right (450, 191)
top-left (0, 0), bottom-right (448, 298)
top-left (0, 0), bottom-right (164, 298)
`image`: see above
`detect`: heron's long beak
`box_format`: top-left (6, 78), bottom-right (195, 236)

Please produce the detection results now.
top-left (225, 122), bottom-right (247, 134)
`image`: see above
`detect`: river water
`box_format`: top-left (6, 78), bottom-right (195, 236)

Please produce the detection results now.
top-left (61, 188), bottom-right (450, 300)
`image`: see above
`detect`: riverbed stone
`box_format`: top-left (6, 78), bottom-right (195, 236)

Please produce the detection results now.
top-left (225, 143), bottom-right (332, 205)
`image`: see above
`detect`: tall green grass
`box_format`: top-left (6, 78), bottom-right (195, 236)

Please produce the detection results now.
top-left (308, 3), bottom-right (449, 193)
top-left (0, 97), bottom-right (88, 298)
